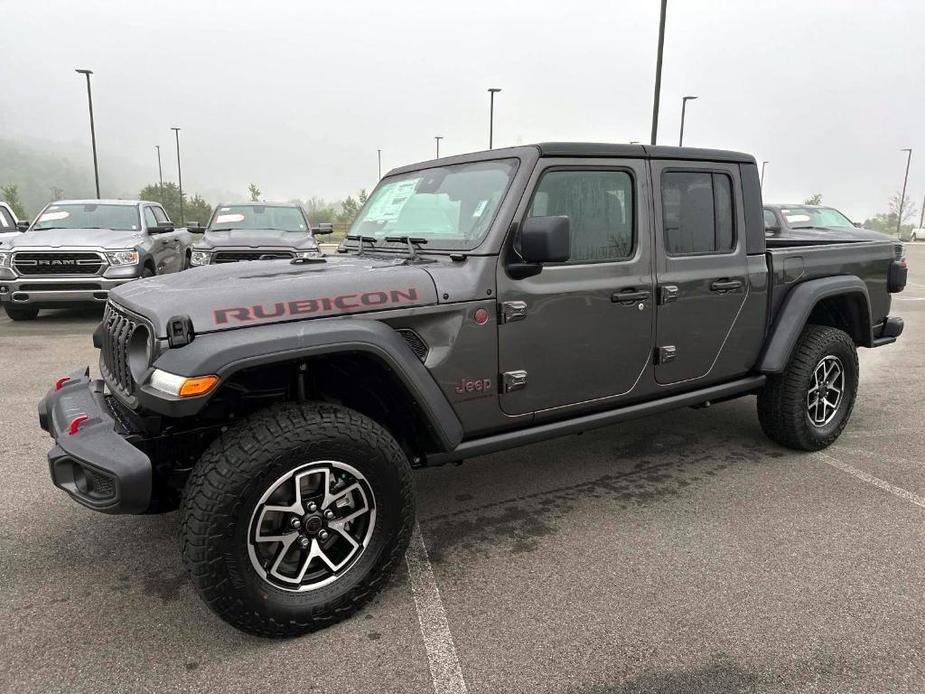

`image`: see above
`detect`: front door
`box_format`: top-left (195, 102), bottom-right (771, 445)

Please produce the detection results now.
top-left (497, 159), bottom-right (654, 415)
top-left (650, 161), bottom-right (750, 385)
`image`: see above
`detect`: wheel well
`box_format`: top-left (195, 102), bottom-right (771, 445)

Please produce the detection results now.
top-left (144, 258), bottom-right (156, 273)
top-left (807, 293), bottom-right (870, 346)
top-left (204, 353), bottom-right (442, 463)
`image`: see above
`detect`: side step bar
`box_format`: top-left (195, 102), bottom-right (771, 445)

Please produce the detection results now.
top-left (426, 375), bottom-right (767, 465)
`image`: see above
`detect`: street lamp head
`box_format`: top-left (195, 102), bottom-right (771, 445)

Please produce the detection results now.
top-left (75, 69), bottom-right (93, 75)
top-left (901, 148), bottom-right (912, 153)
top-left (171, 127), bottom-right (181, 132)
top-left (488, 88), bottom-right (502, 94)
top-left (683, 95), bottom-right (698, 101)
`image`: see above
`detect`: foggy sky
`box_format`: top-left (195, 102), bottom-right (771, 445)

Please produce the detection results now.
top-left (1, 0), bottom-right (922, 221)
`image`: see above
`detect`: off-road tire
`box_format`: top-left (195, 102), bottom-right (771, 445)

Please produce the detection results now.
top-left (179, 401), bottom-right (415, 637)
top-left (4, 306), bottom-right (39, 321)
top-left (757, 324), bottom-right (858, 451)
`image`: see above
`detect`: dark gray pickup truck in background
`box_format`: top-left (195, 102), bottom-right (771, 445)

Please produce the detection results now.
top-left (187, 201), bottom-right (326, 267)
top-left (38, 143), bottom-right (907, 637)
top-left (0, 199), bottom-right (192, 320)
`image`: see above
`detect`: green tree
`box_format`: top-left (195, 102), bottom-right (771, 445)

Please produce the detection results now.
top-left (138, 181), bottom-right (212, 227)
top-left (803, 193), bottom-right (823, 205)
top-left (304, 196), bottom-right (337, 224)
top-left (337, 189), bottom-right (368, 224)
top-left (248, 183), bottom-right (261, 202)
top-left (863, 191), bottom-right (918, 237)
top-left (0, 184), bottom-right (27, 218)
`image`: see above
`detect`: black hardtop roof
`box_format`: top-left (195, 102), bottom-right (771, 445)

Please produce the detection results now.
top-left (389, 142), bottom-right (755, 175)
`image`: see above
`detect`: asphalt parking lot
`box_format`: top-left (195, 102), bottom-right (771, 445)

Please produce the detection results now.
top-left (1, 244), bottom-right (923, 694)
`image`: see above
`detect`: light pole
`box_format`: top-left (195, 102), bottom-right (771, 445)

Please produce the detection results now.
top-left (896, 148), bottom-right (912, 236)
top-left (488, 88), bottom-right (501, 149)
top-left (435, 136), bottom-right (443, 158)
top-left (377, 149), bottom-right (382, 180)
top-left (678, 95), bottom-right (697, 147)
top-left (155, 145), bottom-right (164, 204)
top-left (171, 127), bottom-right (184, 224)
top-left (760, 161), bottom-right (768, 190)
top-left (919, 193), bottom-right (924, 230)
top-left (649, 0), bottom-right (668, 145)
top-left (75, 69), bottom-right (100, 198)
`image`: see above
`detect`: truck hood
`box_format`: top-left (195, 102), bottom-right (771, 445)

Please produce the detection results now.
top-left (10, 228), bottom-right (145, 249)
top-left (111, 253), bottom-right (438, 337)
top-left (195, 229), bottom-right (317, 250)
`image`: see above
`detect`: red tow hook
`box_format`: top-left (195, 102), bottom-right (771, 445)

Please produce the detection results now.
top-left (54, 377), bottom-right (71, 391)
top-left (68, 414), bottom-right (90, 435)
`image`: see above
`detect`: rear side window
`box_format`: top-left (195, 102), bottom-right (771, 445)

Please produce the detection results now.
top-left (528, 169), bottom-right (634, 263)
top-left (152, 206), bottom-right (170, 224)
top-left (143, 207), bottom-right (158, 228)
top-left (0, 207), bottom-right (14, 229)
top-left (661, 171), bottom-right (735, 255)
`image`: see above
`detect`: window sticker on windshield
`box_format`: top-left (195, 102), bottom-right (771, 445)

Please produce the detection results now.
top-left (38, 210), bottom-right (70, 222)
top-left (785, 214), bottom-right (811, 223)
top-left (472, 200), bottom-right (488, 218)
top-left (215, 213), bottom-right (246, 224)
top-left (363, 178), bottom-right (422, 223)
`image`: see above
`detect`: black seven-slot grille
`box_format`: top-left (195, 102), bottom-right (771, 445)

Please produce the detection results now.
top-left (13, 251), bottom-right (104, 276)
top-left (397, 329), bottom-right (428, 361)
top-left (213, 250), bottom-right (295, 263)
top-left (100, 303), bottom-right (145, 397)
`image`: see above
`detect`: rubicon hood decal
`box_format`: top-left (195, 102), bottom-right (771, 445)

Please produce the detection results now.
top-left (214, 287), bottom-right (421, 325)
top-left (110, 253), bottom-right (438, 337)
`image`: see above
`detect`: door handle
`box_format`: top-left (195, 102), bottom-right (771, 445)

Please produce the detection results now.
top-left (612, 289), bottom-right (650, 304)
top-left (710, 279), bottom-right (742, 293)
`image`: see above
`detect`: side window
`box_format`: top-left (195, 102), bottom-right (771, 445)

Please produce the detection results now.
top-left (528, 169), bottom-right (634, 263)
top-left (763, 208), bottom-right (777, 229)
top-left (0, 207), bottom-right (13, 229)
top-left (152, 206), bottom-right (170, 224)
top-left (661, 171), bottom-right (735, 255)
top-left (143, 207), bottom-right (158, 228)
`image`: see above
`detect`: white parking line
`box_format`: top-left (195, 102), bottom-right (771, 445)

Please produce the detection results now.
top-left (405, 523), bottom-right (469, 694)
top-left (817, 452), bottom-right (925, 509)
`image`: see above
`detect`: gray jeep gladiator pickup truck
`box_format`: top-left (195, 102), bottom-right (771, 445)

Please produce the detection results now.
top-left (0, 199), bottom-right (191, 320)
top-left (38, 143), bottom-right (907, 637)
top-left (187, 201), bottom-right (329, 267)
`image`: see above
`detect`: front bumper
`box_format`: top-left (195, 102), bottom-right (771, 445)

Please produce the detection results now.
top-left (1, 276), bottom-right (137, 307)
top-left (38, 368), bottom-right (152, 514)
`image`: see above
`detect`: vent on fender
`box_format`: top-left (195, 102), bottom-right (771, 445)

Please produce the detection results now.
top-left (397, 329), bottom-right (428, 361)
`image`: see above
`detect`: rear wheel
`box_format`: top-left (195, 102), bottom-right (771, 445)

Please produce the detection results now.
top-left (757, 324), bottom-right (858, 450)
top-left (4, 305), bottom-right (39, 321)
top-left (179, 401), bottom-right (414, 637)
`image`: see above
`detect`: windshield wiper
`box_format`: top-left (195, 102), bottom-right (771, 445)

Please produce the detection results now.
top-left (344, 234), bottom-right (377, 256)
top-left (384, 236), bottom-right (428, 260)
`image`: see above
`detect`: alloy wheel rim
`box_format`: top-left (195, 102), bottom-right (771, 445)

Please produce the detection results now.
top-left (247, 460), bottom-right (376, 592)
top-left (806, 355), bottom-right (845, 427)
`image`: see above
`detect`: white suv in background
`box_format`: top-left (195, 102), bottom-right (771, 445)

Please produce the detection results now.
top-left (911, 228), bottom-right (925, 241)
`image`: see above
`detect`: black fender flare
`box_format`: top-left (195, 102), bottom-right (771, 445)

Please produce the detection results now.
top-left (141, 318), bottom-right (464, 451)
top-left (758, 275), bottom-right (871, 374)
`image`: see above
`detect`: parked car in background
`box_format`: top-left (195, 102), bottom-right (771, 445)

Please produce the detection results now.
top-left (763, 204), bottom-right (893, 246)
top-left (0, 199), bottom-right (193, 321)
top-left (187, 202), bottom-right (329, 267)
top-left (911, 228), bottom-right (925, 241)
top-left (0, 201), bottom-right (24, 246)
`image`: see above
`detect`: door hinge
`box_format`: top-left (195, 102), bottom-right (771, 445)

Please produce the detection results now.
top-left (502, 370), bottom-right (528, 392)
top-left (658, 285), bottom-right (679, 305)
top-left (500, 301), bottom-right (528, 323)
top-left (654, 346), bottom-right (677, 365)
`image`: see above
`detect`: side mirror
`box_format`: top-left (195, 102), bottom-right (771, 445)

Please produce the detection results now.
top-left (186, 222), bottom-right (205, 233)
top-left (148, 223), bottom-right (175, 234)
top-left (312, 223), bottom-right (334, 235)
top-left (853, 222), bottom-right (863, 228)
top-left (16, 220), bottom-right (29, 231)
top-left (520, 215), bottom-right (570, 263)
top-left (764, 223), bottom-right (781, 235)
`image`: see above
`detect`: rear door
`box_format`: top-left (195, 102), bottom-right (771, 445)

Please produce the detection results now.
top-left (496, 158), bottom-right (655, 415)
top-left (651, 161), bottom-right (749, 385)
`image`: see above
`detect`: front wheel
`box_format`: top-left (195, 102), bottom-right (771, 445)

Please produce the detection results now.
top-left (4, 305), bottom-right (39, 321)
top-left (757, 324), bottom-right (859, 451)
top-left (179, 402), bottom-right (415, 637)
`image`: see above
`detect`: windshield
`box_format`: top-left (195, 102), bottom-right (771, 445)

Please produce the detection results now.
top-left (210, 205), bottom-right (309, 232)
top-left (782, 206), bottom-right (854, 228)
top-left (32, 203), bottom-right (141, 231)
top-left (350, 159), bottom-right (518, 250)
